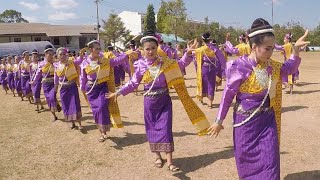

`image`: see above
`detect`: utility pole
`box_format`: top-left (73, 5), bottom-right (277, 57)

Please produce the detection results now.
top-left (94, 0), bottom-right (102, 40)
top-left (272, 0), bottom-right (274, 26)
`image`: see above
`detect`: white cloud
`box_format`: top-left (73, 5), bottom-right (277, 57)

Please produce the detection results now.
top-left (19, 1), bottom-right (40, 10)
top-left (22, 15), bottom-right (39, 22)
top-left (49, 0), bottom-right (78, 9)
top-left (48, 11), bottom-right (78, 21)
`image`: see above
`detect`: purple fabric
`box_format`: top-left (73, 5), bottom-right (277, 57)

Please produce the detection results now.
top-left (30, 62), bottom-right (41, 102)
top-left (144, 93), bottom-right (174, 152)
top-left (120, 52), bottom-right (193, 96)
top-left (21, 74), bottom-right (32, 97)
top-left (86, 82), bottom-right (110, 126)
top-left (42, 77), bottom-right (57, 111)
top-left (199, 43), bottom-right (220, 100)
top-left (119, 53), bottom-right (192, 152)
top-left (0, 70), bottom-right (7, 90)
top-left (225, 41), bottom-right (239, 55)
top-left (7, 73), bottom-right (15, 90)
top-left (114, 65), bottom-right (124, 85)
top-left (201, 63), bottom-right (216, 100)
top-left (14, 72), bottom-right (22, 94)
top-left (32, 79), bottom-right (42, 103)
top-left (60, 82), bottom-right (82, 121)
top-left (233, 100), bottom-right (280, 179)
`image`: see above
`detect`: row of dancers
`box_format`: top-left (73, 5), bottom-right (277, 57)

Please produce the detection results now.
top-left (0, 17), bottom-right (309, 178)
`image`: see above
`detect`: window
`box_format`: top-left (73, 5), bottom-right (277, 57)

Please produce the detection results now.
top-left (53, 37), bottom-right (60, 45)
top-left (34, 37), bottom-right (41, 41)
top-left (14, 38), bottom-right (21, 42)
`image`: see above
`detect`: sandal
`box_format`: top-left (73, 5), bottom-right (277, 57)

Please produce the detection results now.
top-left (69, 124), bottom-right (76, 129)
top-left (98, 135), bottom-right (108, 142)
top-left (167, 164), bottom-right (180, 172)
top-left (208, 105), bottom-right (214, 109)
top-left (78, 126), bottom-right (83, 130)
top-left (154, 158), bottom-right (164, 168)
top-left (98, 135), bottom-right (105, 142)
top-left (52, 116), bottom-right (57, 122)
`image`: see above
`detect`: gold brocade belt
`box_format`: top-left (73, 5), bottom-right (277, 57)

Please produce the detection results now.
top-left (233, 102), bottom-right (271, 116)
top-left (42, 77), bottom-right (54, 84)
top-left (21, 73), bottom-right (30, 77)
top-left (87, 80), bottom-right (104, 87)
top-left (60, 80), bottom-right (76, 87)
top-left (144, 88), bottom-right (169, 98)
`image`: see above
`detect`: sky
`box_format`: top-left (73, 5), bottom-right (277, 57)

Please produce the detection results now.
top-left (0, 0), bottom-right (318, 30)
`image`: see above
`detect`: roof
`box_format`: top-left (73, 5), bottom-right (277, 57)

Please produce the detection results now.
top-left (0, 41), bottom-right (56, 57)
top-left (0, 23), bottom-right (96, 37)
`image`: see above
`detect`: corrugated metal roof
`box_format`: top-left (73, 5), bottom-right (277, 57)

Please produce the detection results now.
top-left (0, 23), bottom-right (96, 37)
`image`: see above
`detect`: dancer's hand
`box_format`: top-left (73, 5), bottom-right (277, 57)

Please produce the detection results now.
top-left (79, 47), bottom-right (87, 58)
top-left (29, 81), bottom-right (34, 85)
top-left (186, 39), bottom-right (197, 54)
top-left (106, 92), bottom-right (119, 102)
top-left (293, 30), bottom-right (310, 56)
top-left (207, 123), bottom-right (224, 138)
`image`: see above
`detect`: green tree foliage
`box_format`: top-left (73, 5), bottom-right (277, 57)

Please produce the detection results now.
top-left (156, 0), bottom-right (187, 42)
top-left (101, 13), bottom-right (130, 46)
top-left (144, 4), bottom-right (156, 33)
top-left (0, 9), bottom-right (28, 23)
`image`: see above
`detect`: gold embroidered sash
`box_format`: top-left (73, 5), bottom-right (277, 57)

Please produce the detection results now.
top-left (99, 53), bottom-right (123, 128)
top-left (239, 59), bottom-right (283, 145)
top-left (195, 45), bottom-right (216, 100)
top-left (56, 60), bottom-right (78, 81)
top-left (158, 46), bottom-right (168, 58)
top-left (42, 63), bottom-right (54, 75)
top-left (142, 57), bottom-right (210, 135)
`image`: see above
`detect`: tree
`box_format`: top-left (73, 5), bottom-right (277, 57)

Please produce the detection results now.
top-left (123, 30), bottom-right (135, 47)
top-left (144, 4), bottom-right (156, 33)
top-left (0, 9), bottom-right (28, 23)
top-left (100, 13), bottom-right (130, 47)
top-left (157, 1), bottom-right (169, 33)
top-left (156, 0), bottom-right (187, 42)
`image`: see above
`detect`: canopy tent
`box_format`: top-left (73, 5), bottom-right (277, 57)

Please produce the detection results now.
top-left (126, 33), bottom-right (185, 47)
top-left (160, 33), bottom-right (185, 44)
top-left (0, 41), bottom-right (55, 57)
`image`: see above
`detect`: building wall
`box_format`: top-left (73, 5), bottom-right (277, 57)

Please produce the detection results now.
top-left (0, 37), bottom-right (10, 43)
top-left (118, 11), bottom-right (142, 35)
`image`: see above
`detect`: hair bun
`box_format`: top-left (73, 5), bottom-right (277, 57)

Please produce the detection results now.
top-left (144, 30), bottom-right (156, 37)
top-left (202, 32), bottom-right (211, 39)
top-left (45, 45), bottom-right (53, 50)
top-left (249, 18), bottom-right (272, 34)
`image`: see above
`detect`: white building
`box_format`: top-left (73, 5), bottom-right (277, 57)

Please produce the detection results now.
top-left (0, 23), bottom-right (98, 52)
top-left (118, 11), bottom-right (158, 36)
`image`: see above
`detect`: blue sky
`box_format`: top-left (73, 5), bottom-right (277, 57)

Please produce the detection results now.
top-left (0, 0), bottom-right (318, 30)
